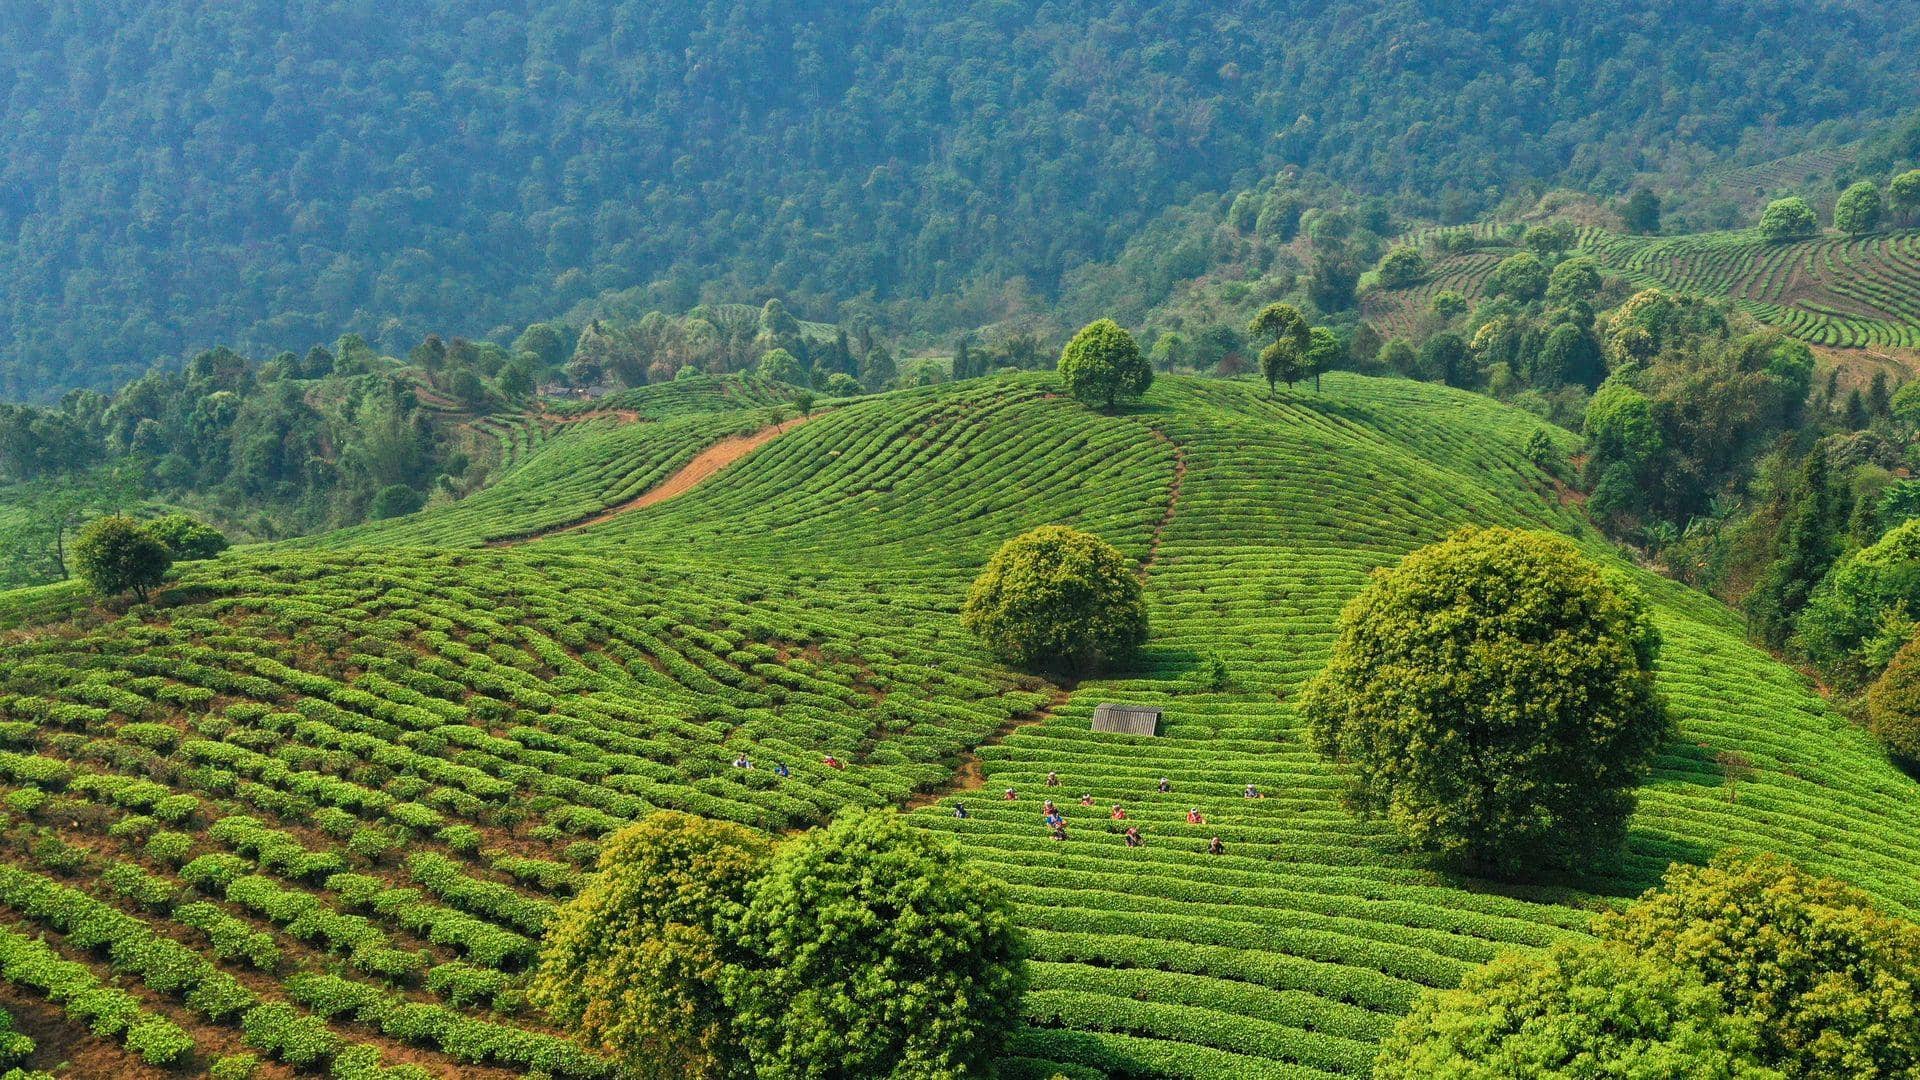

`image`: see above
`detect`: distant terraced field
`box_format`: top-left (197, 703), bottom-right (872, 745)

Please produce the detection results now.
top-left (1, 373), bottom-right (1917, 1077)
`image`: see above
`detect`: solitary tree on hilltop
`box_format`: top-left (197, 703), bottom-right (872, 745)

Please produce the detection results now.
top-left (71, 515), bottom-right (172, 603)
top-left (1759, 197), bottom-right (1818, 241)
top-left (1058, 318), bottom-right (1152, 410)
top-left (964, 525), bottom-right (1146, 672)
top-left (1249, 302), bottom-right (1311, 397)
top-left (1302, 526), bottom-right (1669, 869)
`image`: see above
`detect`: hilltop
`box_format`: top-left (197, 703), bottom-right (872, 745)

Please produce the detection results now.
top-left (0, 372), bottom-right (1913, 1077)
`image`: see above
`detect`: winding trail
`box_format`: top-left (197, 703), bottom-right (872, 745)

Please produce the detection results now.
top-left (903, 687), bottom-right (1073, 811)
top-left (488, 414), bottom-right (812, 547)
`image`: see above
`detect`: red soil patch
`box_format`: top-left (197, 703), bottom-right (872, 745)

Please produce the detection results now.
top-left (903, 688), bottom-right (1072, 812)
top-left (490, 415), bottom-right (813, 546)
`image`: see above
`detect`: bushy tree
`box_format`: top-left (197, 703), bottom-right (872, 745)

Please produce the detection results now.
top-left (143, 514), bottom-right (229, 561)
top-left (1834, 181), bottom-right (1884, 235)
top-left (1148, 331), bottom-right (1190, 374)
top-left (1523, 221), bottom-right (1576, 257)
top-left (756, 348), bottom-right (805, 386)
top-left (1416, 330), bottom-right (1472, 387)
top-left (1249, 303), bottom-right (1311, 397)
top-left (71, 514), bottom-right (172, 602)
top-left (722, 809), bottom-right (1026, 1080)
top-left (1302, 527), bottom-right (1668, 868)
top-left (1378, 941), bottom-right (1778, 1079)
top-left (1622, 188), bottom-right (1662, 234)
top-left (1376, 247), bottom-right (1427, 288)
top-left (1758, 197), bottom-right (1818, 241)
top-left (513, 322), bottom-right (569, 369)
top-left (368, 484), bottom-right (424, 520)
top-left (963, 525), bottom-right (1146, 672)
top-left (1545, 256), bottom-right (1603, 304)
top-left (1794, 516), bottom-right (1920, 688)
top-left (1488, 251), bottom-right (1549, 301)
top-left (1866, 633), bottom-right (1920, 762)
top-left (531, 812), bottom-right (773, 1080)
top-left (1891, 171), bottom-right (1920, 227)
top-left (1058, 318), bottom-right (1151, 410)
top-left (1599, 853), bottom-right (1920, 1077)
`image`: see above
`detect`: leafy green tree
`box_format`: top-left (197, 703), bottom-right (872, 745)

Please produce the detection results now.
top-left (963, 525), bottom-right (1146, 672)
top-left (1833, 181), bottom-right (1884, 235)
top-left (722, 809), bottom-right (1026, 1080)
top-left (1148, 331), bottom-right (1190, 374)
top-left (1415, 330), bottom-right (1473, 387)
top-left (1793, 515), bottom-right (1920, 687)
top-left (1377, 338), bottom-right (1418, 377)
top-left (531, 812), bottom-right (773, 1080)
top-left (71, 515), bottom-right (173, 603)
top-left (1378, 940), bottom-right (1778, 1080)
top-left (1375, 247), bottom-right (1427, 289)
top-left (1523, 221), bottom-right (1576, 257)
top-left (1535, 323), bottom-right (1605, 388)
top-left (1302, 527), bottom-right (1668, 868)
top-left (1545, 256), bottom-right (1603, 304)
top-left (1891, 171), bottom-right (1920, 227)
top-left (1249, 303), bottom-right (1311, 397)
top-left (1058, 318), bottom-right (1152, 410)
top-left (1305, 326), bottom-right (1343, 392)
top-left (859, 345), bottom-right (898, 392)
top-left (497, 361), bottom-right (535, 402)
top-left (368, 484), bottom-right (424, 521)
top-left (756, 349), bottom-right (805, 386)
top-left (1431, 291), bottom-right (1470, 319)
top-left (1866, 633), bottom-right (1920, 762)
top-left (513, 323), bottom-right (569, 370)
top-left (1488, 251), bottom-right (1549, 301)
top-left (1599, 853), bottom-right (1920, 1077)
top-left (823, 372), bottom-right (862, 397)
top-left (143, 514), bottom-right (229, 561)
top-left (1758, 197), bottom-right (1818, 241)
top-left (1622, 188), bottom-right (1662, 234)
top-left (1743, 443), bottom-right (1849, 648)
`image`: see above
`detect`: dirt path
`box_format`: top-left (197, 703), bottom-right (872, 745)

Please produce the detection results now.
top-left (903, 687), bottom-right (1072, 812)
top-left (1141, 429), bottom-right (1187, 576)
top-left (490, 415), bottom-right (812, 547)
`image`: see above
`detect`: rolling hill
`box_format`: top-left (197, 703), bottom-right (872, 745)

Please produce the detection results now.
top-left (0, 372), bottom-right (1915, 1077)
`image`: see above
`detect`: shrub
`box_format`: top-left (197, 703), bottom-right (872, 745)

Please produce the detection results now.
top-left (723, 809), bottom-right (1027, 1079)
top-left (1375, 247), bottom-right (1426, 289)
top-left (1599, 852), bottom-right (1920, 1076)
top-left (1758, 196), bottom-right (1817, 241)
top-left (530, 811), bottom-right (773, 1080)
top-left (1057, 318), bottom-right (1151, 410)
top-left (369, 485), bottom-right (425, 521)
top-left (962, 525), bottom-right (1146, 672)
top-left (1302, 526), bottom-right (1668, 868)
top-left (1487, 251), bottom-right (1549, 301)
top-left (143, 513), bottom-right (230, 561)
top-left (209, 1053), bottom-right (259, 1080)
top-left (1377, 940), bottom-right (1777, 1079)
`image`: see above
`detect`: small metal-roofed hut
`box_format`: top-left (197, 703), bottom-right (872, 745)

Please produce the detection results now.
top-left (1091, 703), bottom-right (1161, 737)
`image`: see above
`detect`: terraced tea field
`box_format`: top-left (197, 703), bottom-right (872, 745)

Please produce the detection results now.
top-left (1579, 227), bottom-right (1920, 349)
top-left (1, 373), bottom-right (1917, 1077)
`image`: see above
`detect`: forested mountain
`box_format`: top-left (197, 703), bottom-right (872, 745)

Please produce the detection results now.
top-left (5, 0), bottom-right (1918, 400)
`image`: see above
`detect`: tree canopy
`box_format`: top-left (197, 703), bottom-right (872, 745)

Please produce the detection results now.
top-left (1249, 303), bottom-right (1312, 397)
top-left (71, 515), bottom-right (173, 603)
top-left (1302, 526), bottom-right (1669, 868)
top-left (1758, 197), bottom-right (1819, 241)
top-left (1057, 319), bottom-right (1152, 410)
top-left (963, 525), bottom-right (1147, 672)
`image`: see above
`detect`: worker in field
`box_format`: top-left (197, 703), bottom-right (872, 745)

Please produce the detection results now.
top-left (1079, 793), bottom-right (1094, 807)
top-left (822, 754), bottom-right (844, 769)
top-left (733, 753), bottom-right (751, 769)
top-left (1124, 826), bottom-right (1143, 847)
top-left (1158, 777), bottom-right (1171, 793)
top-left (1046, 771), bottom-right (1060, 787)
top-left (1244, 783), bottom-right (1263, 799)
top-left (774, 762), bottom-right (790, 778)
top-left (1003, 787), bottom-right (1018, 800)
top-left (1187, 807), bottom-right (1205, 825)
top-left (1042, 799), bottom-right (1057, 817)
top-left (1050, 822), bottom-right (1068, 841)
top-left (1208, 836), bottom-right (1225, 855)
top-left (953, 803), bottom-right (968, 819)
top-left (1110, 804), bottom-right (1127, 821)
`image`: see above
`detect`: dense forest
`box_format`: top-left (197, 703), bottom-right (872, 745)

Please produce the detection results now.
top-left (5, 0), bottom-right (1918, 400)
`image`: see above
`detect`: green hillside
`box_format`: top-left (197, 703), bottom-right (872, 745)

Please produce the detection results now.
top-left (0, 372), bottom-right (1912, 1077)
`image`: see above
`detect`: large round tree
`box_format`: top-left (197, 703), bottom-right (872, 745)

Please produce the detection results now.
top-left (530, 812), bottom-right (774, 1080)
top-left (1377, 940), bottom-right (1778, 1079)
top-left (1058, 318), bottom-right (1151, 410)
top-left (721, 809), bottom-right (1026, 1079)
top-left (1301, 526), bottom-right (1669, 868)
top-left (963, 525), bottom-right (1146, 672)
top-left (1599, 853), bottom-right (1920, 1076)
top-left (1867, 633), bottom-right (1920, 762)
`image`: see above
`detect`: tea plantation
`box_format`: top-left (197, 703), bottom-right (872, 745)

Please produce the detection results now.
top-left (0, 373), bottom-right (1916, 1077)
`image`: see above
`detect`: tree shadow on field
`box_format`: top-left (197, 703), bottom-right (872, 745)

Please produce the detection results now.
top-left (1430, 827), bottom-right (1717, 909)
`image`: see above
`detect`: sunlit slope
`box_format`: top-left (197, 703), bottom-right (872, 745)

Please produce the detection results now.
top-left (0, 373), bottom-right (1914, 1078)
top-left (542, 373), bottom-right (1920, 1078)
